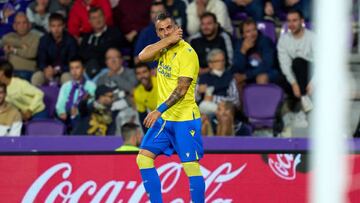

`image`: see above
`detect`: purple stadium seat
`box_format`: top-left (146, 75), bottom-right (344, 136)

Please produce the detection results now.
top-left (232, 12), bottom-right (248, 21)
top-left (257, 21), bottom-right (276, 43)
top-left (25, 120), bottom-right (66, 136)
top-left (39, 86), bottom-right (60, 118)
top-left (242, 84), bottom-right (283, 130)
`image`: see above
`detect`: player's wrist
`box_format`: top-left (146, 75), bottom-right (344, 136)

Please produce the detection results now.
top-left (157, 102), bottom-right (168, 114)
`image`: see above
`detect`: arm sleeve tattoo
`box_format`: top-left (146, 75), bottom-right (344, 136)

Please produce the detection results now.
top-left (165, 76), bottom-right (193, 108)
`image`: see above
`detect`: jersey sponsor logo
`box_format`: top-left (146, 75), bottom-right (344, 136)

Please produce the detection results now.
top-left (157, 61), bottom-right (172, 78)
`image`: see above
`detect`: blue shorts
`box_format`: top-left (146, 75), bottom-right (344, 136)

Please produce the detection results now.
top-left (140, 118), bottom-right (204, 162)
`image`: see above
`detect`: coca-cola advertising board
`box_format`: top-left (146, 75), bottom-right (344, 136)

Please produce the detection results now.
top-left (0, 153), bottom-right (359, 203)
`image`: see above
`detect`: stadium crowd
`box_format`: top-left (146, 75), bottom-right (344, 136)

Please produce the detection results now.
top-left (0, 0), bottom-right (316, 137)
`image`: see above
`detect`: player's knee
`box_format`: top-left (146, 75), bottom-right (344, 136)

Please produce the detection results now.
top-left (182, 161), bottom-right (202, 177)
top-left (136, 154), bottom-right (155, 169)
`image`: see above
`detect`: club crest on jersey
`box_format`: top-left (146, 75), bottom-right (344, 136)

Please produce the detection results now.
top-left (172, 52), bottom-right (177, 60)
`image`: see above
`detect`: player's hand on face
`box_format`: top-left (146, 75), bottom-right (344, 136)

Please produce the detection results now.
top-left (167, 27), bottom-right (183, 45)
top-left (144, 110), bottom-right (162, 128)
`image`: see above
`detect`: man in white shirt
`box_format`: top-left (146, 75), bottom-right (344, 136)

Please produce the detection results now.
top-left (186, 0), bottom-right (233, 36)
top-left (277, 9), bottom-right (313, 112)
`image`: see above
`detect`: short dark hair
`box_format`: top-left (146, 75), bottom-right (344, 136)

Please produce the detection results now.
top-left (89, 7), bottom-right (104, 16)
top-left (69, 55), bottom-right (84, 66)
top-left (200, 12), bottom-right (218, 23)
top-left (106, 47), bottom-right (122, 56)
top-left (151, 1), bottom-right (165, 8)
top-left (49, 12), bottom-right (65, 24)
top-left (240, 18), bottom-right (257, 34)
top-left (156, 12), bottom-right (175, 24)
top-left (0, 60), bottom-right (13, 78)
top-left (287, 9), bottom-right (304, 19)
top-left (135, 62), bottom-right (151, 71)
top-left (121, 123), bottom-right (140, 142)
top-left (0, 83), bottom-right (6, 93)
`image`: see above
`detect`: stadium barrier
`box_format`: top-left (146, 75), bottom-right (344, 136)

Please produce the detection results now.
top-left (0, 137), bottom-right (359, 202)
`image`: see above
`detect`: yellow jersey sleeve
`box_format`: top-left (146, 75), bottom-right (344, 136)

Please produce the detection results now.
top-left (177, 47), bottom-right (198, 79)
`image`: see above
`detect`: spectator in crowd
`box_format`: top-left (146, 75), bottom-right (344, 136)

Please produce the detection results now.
top-left (26, 0), bottom-right (50, 34)
top-left (72, 85), bottom-right (116, 135)
top-left (277, 9), bottom-right (313, 112)
top-left (186, 0), bottom-right (233, 36)
top-left (79, 7), bottom-right (124, 78)
top-left (56, 56), bottom-right (96, 127)
top-left (49, 0), bottom-right (74, 20)
top-left (134, 1), bottom-right (166, 68)
top-left (115, 122), bottom-right (142, 151)
top-left (197, 49), bottom-right (238, 115)
top-left (32, 13), bottom-right (77, 86)
top-left (96, 48), bottom-right (137, 89)
top-left (2, 12), bottom-right (40, 81)
top-left (113, 0), bottom-right (152, 44)
top-left (67, 0), bottom-right (113, 39)
top-left (232, 18), bottom-right (279, 94)
top-left (215, 101), bottom-right (251, 136)
top-left (0, 0), bottom-right (31, 39)
top-left (189, 12), bottom-right (233, 74)
top-left (0, 82), bottom-right (22, 136)
top-left (0, 60), bottom-right (46, 121)
top-left (161, 0), bottom-right (188, 36)
top-left (96, 47), bottom-right (139, 134)
top-left (223, 0), bottom-right (266, 21)
top-left (133, 63), bottom-right (157, 132)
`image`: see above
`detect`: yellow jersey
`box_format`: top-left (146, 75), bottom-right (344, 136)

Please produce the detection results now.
top-left (156, 40), bottom-right (200, 121)
top-left (134, 76), bottom-right (157, 113)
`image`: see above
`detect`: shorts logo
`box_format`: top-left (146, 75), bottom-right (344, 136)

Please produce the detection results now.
top-left (190, 130), bottom-right (195, 136)
top-left (186, 152), bottom-right (190, 157)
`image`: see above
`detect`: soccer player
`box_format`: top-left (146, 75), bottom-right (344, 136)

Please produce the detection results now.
top-left (136, 13), bottom-right (205, 202)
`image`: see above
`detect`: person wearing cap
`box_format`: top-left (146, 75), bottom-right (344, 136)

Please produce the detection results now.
top-left (115, 122), bottom-right (142, 151)
top-left (72, 84), bottom-right (116, 135)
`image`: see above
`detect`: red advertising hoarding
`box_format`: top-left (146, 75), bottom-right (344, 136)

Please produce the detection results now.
top-left (0, 153), bottom-right (359, 203)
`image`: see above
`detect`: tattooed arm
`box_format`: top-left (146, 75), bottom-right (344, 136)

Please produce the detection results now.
top-left (143, 76), bottom-right (193, 128)
top-left (164, 76), bottom-right (192, 108)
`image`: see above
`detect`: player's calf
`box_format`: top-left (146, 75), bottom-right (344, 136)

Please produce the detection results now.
top-left (182, 161), bottom-right (205, 203)
top-left (136, 153), bottom-right (163, 202)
